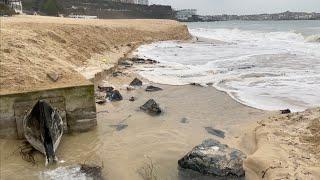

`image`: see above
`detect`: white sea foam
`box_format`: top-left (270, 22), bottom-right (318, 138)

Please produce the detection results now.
top-left (134, 26), bottom-right (320, 112)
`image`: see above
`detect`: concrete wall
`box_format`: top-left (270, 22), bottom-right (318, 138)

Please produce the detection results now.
top-left (0, 84), bottom-right (97, 139)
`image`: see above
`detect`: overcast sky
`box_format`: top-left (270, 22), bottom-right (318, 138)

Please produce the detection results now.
top-left (149, 0), bottom-right (320, 15)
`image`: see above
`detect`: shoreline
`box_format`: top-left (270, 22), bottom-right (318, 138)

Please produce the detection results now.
top-left (0, 16), bottom-right (319, 180)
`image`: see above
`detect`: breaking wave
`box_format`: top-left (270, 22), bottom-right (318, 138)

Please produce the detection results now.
top-left (134, 26), bottom-right (320, 112)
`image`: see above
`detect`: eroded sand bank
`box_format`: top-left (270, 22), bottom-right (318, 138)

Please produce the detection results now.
top-left (0, 15), bottom-right (190, 94)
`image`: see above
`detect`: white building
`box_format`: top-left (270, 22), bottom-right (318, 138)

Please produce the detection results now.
top-left (135, 0), bottom-right (148, 5)
top-left (176, 9), bottom-right (197, 21)
top-left (7, 0), bottom-right (23, 14)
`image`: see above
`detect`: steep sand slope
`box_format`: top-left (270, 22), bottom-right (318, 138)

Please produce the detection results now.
top-left (0, 15), bottom-right (190, 95)
top-left (245, 108), bottom-right (320, 179)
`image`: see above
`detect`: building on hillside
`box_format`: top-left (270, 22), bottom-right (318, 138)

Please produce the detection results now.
top-left (1, 0), bottom-right (23, 14)
top-left (135, 0), bottom-right (148, 5)
top-left (112, 0), bottom-right (148, 5)
top-left (176, 9), bottom-right (197, 21)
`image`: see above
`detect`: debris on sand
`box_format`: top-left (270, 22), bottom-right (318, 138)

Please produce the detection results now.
top-left (129, 96), bottom-right (136, 102)
top-left (47, 72), bottom-right (60, 82)
top-left (140, 99), bottom-right (162, 115)
top-left (280, 109), bottom-right (291, 114)
top-left (180, 117), bottom-right (189, 124)
top-left (130, 78), bottom-right (143, 87)
top-left (205, 127), bottom-right (225, 138)
top-left (178, 139), bottom-right (246, 177)
top-left (129, 57), bottom-right (158, 64)
top-left (118, 58), bottom-right (133, 67)
top-left (106, 90), bottom-right (123, 101)
top-left (98, 86), bottom-right (114, 93)
top-left (145, 85), bottom-right (163, 92)
top-left (189, 83), bottom-right (203, 87)
top-left (109, 124), bottom-right (128, 131)
top-left (96, 99), bottom-right (106, 105)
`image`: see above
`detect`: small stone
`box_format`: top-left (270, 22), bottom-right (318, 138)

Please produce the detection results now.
top-left (129, 97), bottom-right (135, 102)
top-left (47, 72), bottom-right (59, 82)
top-left (140, 99), bottom-right (162, 115)
top-left (118, 59), bottom-right (133, 67)
top-left (205, 127), bottom-right (225, 138)
top-left (280, 109), bottom-right (291, 114)
top-left (180, 117), bottom-right (189, 123)
top-left (145, 85), bottom-right (163, 92)
top-left (95, 99), bottom-right (106, 105)
top-left (112, 71), bottom-right (122, 77)
top-left (98, 86), bottom-right (114, 92)
top-left (130, 78), bottom-right (143, 87)
top-left (109, 124), bottom-right (128, 131)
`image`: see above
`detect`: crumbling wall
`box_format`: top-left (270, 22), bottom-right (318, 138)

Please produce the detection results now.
top-left (0, 84), bottom-right (96, 139)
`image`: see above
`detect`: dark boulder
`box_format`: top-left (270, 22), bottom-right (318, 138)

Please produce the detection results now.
top-left (205, 127), bottom-right (225, 138)
top-left (140, 99), bottom-right (162, 115)
top-left (98, 86), bottom-right (114, 93)
top-left (95, 99), bottom-right (106, 105)
top-left (178, 139), bottom-right (246, 177)
top-left (130, 78), bottom-right (143, 87)
top-left (145, 85), bottom-right (163, 92)
top-left (106, 90), bottom-right (123, 101)
top-left (280, 109), bottom-right (291, 114)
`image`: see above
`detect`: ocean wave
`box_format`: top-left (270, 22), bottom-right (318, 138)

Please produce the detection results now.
top-left (134, 27), bottom-right (320, 112)
top-left (305, 34), bottom-right (320, 42)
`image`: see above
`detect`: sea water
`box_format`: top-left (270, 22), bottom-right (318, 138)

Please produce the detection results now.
top-left (134, 20), bottom-right (320, 112)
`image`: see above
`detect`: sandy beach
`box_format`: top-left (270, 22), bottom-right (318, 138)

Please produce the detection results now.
top-left (0, 15), bottom-right (319, 180)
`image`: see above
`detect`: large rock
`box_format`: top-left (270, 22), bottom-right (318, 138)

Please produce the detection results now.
top-left (140, 99), bottom-right (162, 115)
top-left (178, 139), bottom-right (246, 177)
top-left (106, 90), bottom-right (123, 101)
top-left (130, 78), bottom-right (143, 87)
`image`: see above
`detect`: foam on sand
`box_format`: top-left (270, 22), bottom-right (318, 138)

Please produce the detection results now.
top-left (134, 27), bottom-right (320, 112)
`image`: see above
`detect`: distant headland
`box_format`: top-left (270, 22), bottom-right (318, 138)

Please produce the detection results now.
top-left (176, 10), bottom-right (320, 22)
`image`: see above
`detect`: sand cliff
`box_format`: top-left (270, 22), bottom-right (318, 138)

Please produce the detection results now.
top-left (245, 108), bottom-right (320, 179)
top-left (0, 15), bottom-right (190, 95)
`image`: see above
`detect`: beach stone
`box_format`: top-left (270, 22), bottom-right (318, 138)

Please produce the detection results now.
top-left (178, 139), bottom-right (246, 177)
top-left (129, 97), bottom-right (135, 102)
top-left (130, 78), bottom-right (143, 87)
top-left (145, 85), bottom-right (163, 92)
top-left (109, 124), bottom-right (128, 131)
top-left (140, 99), bottom-right (162, 115)
top-left (205, 127), bottom-right (225, 138)
top-left (98, 86), bottom-right (114, 92)
top-left (107, 90), bottom-right (123, 101)
top-left (95, 99), bottom-right (106, 105)
top-left (129, 57), bottom-right (158, 64)
top-left (190, 83), bottom-right (203, 87)
top-left (118, 59), bottom-right (133, 67)
top-left (280, 109), bottom-right (291, 114)
top-left (47, 72), bottom-right (59, 82)
top-left (181, 117), bottom-right (189, 123)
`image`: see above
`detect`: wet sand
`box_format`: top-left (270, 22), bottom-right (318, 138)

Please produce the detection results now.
top-left (0, 69), bottom-right (272, 179)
